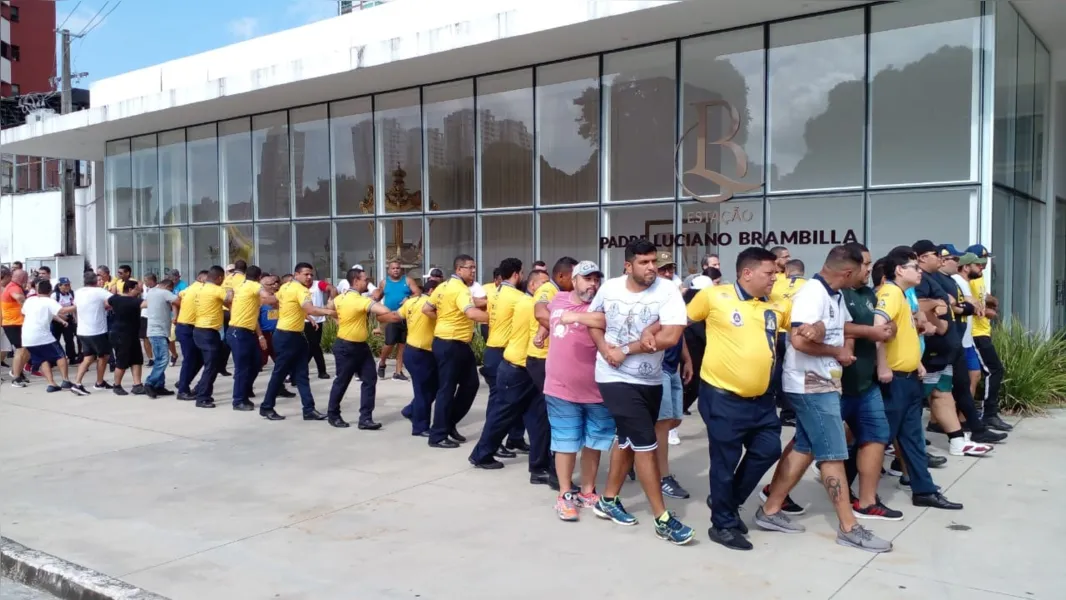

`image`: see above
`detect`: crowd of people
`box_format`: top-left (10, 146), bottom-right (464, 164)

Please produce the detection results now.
top-left (0, 237), bottom-right (1012, 552)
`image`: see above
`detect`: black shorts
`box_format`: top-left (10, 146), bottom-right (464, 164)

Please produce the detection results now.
top-left (597, 381), bottom-right (663, 452)
top-left (2, 325), bottom-right (23, 349)
top-left (79, 333), bottom-right (112, 357)
top-left (110, 332), bottom-right (143, 369)
top-left (27, 342), bottom-right (63, 367)
top-left (139, 317), bottom-right (148, 339)
top-left (384, 321), bottom-right (407, 345)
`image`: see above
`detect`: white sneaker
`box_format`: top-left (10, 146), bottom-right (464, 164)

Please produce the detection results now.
top-left (950, 436), bottom-right (994, 457)
top-left (668, 429), bottom-right (681, 446)
top-left (810, 461), bottom-right (822, 482)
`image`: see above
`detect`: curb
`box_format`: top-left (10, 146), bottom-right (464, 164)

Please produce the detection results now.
top-left (1, 537), bottom-right (169, 600)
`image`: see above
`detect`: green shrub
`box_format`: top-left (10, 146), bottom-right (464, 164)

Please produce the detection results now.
top-left (320, 318), bottom-right (338, 353)
top-left (990, 318), bottom-right (1066, 415)
top-left (320, 316), bottom-right (486, 365)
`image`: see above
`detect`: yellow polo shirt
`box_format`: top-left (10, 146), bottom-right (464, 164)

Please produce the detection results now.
top-left (770, 274), bottom-right (806, 333)
top-left (194, 283), bottom-right (227, 330)
top-left (335, 292), bottom-right (374, 343)
top-left (875, 282), bottom-right (921, 373)
top-left (429, 276), bottom-right (476, 342)
top-left (686, 283), bottom-right (790, 398)
top-left (221, 272), bottom-right (246, 313)
top-left (175, 282), bottom-right (203, 325)
top-left (527, 281), bottom-right (559, 360)
top-left (401, 295), bottom-right (435, 351)
top-left (229, 280), bottom-right (262, 331)
top-left (276, 281), bottom-right (312, 333)
top-left (486, 283), bottom-right (522, 349)
top-left (504, 294), bottom-right (534, 368)
top-left (969, 276), bottom-right (991, 338)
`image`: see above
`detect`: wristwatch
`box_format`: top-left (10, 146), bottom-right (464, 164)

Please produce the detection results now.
top-left (621, 344), bottom-right (631, 355)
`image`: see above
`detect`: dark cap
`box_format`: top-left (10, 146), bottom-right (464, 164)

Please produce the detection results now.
top-left (912, 240), bottom-right (938, 257)
top-left (938, 244), bottom-right (962, 258)
top-left (58, 276), bottom-right (71, 285)
top-left (966, 244), bottom-right (994, 259)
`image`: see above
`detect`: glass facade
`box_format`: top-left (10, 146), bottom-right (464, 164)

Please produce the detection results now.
top-left (102, 1), bottom-right (1049, 326)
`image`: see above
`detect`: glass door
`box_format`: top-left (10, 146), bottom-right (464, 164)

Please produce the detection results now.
top-left (1054, 197), bottom-right (1066, 331)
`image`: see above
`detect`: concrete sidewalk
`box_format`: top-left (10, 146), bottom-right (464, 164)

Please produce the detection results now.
top-left (0, 358), bottom-right (1059, 599)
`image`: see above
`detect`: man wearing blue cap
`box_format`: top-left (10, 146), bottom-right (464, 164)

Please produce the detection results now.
top-left (962, 245), bottom-right (1012, 431)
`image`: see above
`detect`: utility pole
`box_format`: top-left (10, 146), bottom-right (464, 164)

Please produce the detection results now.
top-left (60, 29), bottom-right (76, 256)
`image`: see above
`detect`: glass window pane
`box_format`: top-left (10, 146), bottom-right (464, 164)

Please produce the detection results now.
top-left (1012, 196), bottom-right (1031, 325)
top-left (479, 69), bottom-right (534, 209)
top-left (106, 139), bottom-right (132, 228)
top-left (188, 124), bottom-right (219, 223)
top-left (481, 213), bottom-right (533, 280)
top-left (766, 195), bottom-right (863, 273)
top-left (158, 130), bottom-right (187, 225)
top-left (537, 58), bottom-right (600, 206)
top-left (429, 216), bottom-right (476, 276)
top-left (381, 217), bottom-right (423, 278)
top-left (769, 12), bottom-right (864, 192)
top-left (292, 104), bottom-right (331, 218)
top-left (331, 97), bottom-right (375, 216)
top-left (870, 1), bottom-right (981, 185)
top-left (134, 229), bottom-right (161, 277)
top-left (867, 189), bottom-right (974, 261)
top-left (424, 80), bottom-right (475, 211)
top-left (1014, 24), bottom-right (1036, 197)
top-left (225, 224), bottom-right (254, 265)
top-left (220, 117), bottom-right (253, 222)
top-left (256, 222), bottom-right (292, 276)
top-left (295, 221), bottom-right (334, 282)
top-left (336, 219), bottom-right (377, 284)
top-left (132, 135), bottom-right (158, 227)
top-left (253, 112), bottom-right (291, 220)
top-left (191, 226), bottom-right (222, 270)
top-left (162, 227), bottom-right (189, 280)
top-left (679, 198), bottom-right (764, 280)
top-left (604, 43), bottom-right (676, 201)
top-left (540, 209), bottom-right (598, 271)
top-left (1034, 44), bottom-right (1050, 200)
top-left (604, 203), bottom-right (674, 275)
top-left (111, 230), bottom-right (134, 274)
top-left (680, 28), bottom-right (765, 203)
top-left (376, 89), bottom-right (422, 214)
top-left (989, 189), bottom-right (1012, 315)
top-left (1028, 201), bottom-right (1044, 325)
top-left (993, 3), bottom-right (1017, 188)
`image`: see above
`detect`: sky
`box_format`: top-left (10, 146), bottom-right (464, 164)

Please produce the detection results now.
top-left (57, 0), bottom-right (341, 85)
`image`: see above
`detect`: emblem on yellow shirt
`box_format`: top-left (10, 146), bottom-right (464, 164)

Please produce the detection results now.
top-left (731, 309), bottom-right (743, 327)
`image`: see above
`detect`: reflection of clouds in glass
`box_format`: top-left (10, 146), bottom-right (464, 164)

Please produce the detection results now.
top-left (539, 91), bottom-right (595, 175)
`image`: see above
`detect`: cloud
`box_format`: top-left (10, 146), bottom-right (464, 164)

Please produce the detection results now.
top-left (286, 0), bottom-right (338, 25)
top-left (227, 16), bottom-right (260, 40)
top-left (57, 5), bottom-right (108, 35)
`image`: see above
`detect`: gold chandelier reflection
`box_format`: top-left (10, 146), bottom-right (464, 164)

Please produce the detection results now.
top-left (360, 164), bottom-right (436, 270)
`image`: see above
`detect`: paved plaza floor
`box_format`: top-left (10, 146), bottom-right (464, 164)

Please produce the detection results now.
top-left (0, 358), bottom-right (1060, 599)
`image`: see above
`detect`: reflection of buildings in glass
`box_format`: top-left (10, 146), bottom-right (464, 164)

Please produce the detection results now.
top-left (257, 125), bottom-right (289, 215)
top-left (291, 130), bottom-right (306, 198)
top-left (378, 117), bottom-right (421, 179)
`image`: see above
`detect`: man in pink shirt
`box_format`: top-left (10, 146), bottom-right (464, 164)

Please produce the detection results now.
top-left (544, 260), bottom-right (615, 521)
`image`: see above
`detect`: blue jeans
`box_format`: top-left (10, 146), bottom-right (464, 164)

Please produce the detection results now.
top-left (483, 346), bottom-right (525, 444)
top-left (787, 391), bottom-right (849, 461)
top-left (659, 370), bottom-right (684, 420)
top-left (403, 346), bottom-right (438, 435)
top-left (175, 323), bottom-right (202, 395)
top-left (429, 338), bottom-right (479, 444)
top-left (700, 383), bottom-right (782, 530)
top-left (262, 329), bottom-right (316, 413)
top-left (228, 326), bottom-right (260, 406)
top-left (145, 336), bottom-right (170, 389)
top-left (841, 385), bottom-right (890, 446)
top-left (880, 372), bottom-right (937, 495)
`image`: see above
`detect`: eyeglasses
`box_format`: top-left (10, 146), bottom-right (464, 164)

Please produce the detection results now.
top-left (457, 264), bottom-right (476, 271)
top-left (902, 263), bottom-right (919, 271)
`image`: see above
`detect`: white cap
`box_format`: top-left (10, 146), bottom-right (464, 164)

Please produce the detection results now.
top-left (351, 264), bottom-right (364, 271)
top-left (689, 275), bottom-right (713, 290)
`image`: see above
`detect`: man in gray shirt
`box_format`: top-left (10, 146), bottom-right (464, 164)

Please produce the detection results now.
top-left (143, 278), bottom-right (180, 398)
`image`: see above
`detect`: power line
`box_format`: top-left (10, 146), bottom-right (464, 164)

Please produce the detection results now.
top-left (75, 1), bottom-right (108, 37)
top-left (79, 0), bottom-right (121, 38)
top-left (55, 0), bottom-right (82, 31)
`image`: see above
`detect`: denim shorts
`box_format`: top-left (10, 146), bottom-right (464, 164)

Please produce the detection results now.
top-left (786, 391), bottom-right (849, 461)
top-left (546, 395), bottom-right (616, 453)
top-left (658, 370), bottom-right (684, 420)
top-left (964, 346), bottom-right (981, 372)
top-left (840, 386), bottom-right (890, 446)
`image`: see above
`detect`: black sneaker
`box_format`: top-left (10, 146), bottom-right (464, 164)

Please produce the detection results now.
top-left (708, 526), bottom-right (753, 551)
top-left (94, 381), bottom-right (113, 390)
top-left (70, 384), bottom-right (90, 396)
top-left (130, 384), bottom-right (147, 395)
top-left (759, 485), bottom-right (806, 515)
top-left (970, 429), bottom-right (1008, 444)
top-left (377, 365), bottom-right (386, 379)
top-left (392, 372), bottom-right (409, 382)
top-left (112, 385), bottom-right (129, 396)
top-left (46, 384), bottom-right (62, 393)
top-left (278, 387), bottom-right (296, 398)
top-left (983, 415), bottom-right (1014, 432)
top-left (145, 386), bottom-right (158, 399)
top-left (885, 458), bottom-right (903, 477)
top-left (147, 359), bottom-right (155, 367)
top-left (926, 422), bottom-right (946, 435)
top-left (10, 376), bottom-right (28, 388)
top-left (852, 498), bottom-right (904, 521)
top-left (60, 380), bottom-right (73, 389)
top-left (661, 475), bottom-right (690, 499)
top-left (317, 373), bottom-right (331, 380)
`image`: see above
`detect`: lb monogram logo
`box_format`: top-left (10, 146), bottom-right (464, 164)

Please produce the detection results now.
top-left (675, 99), bottom-right (763, 204)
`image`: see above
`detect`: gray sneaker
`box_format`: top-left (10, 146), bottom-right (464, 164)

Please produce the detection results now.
top-left (836, 524), bottom-right (892, 553)
top-left (754, 506), bottom-right (806, 534)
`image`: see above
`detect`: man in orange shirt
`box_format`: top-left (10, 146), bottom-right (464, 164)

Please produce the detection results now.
top-left (2, 269), bottom-right (30, 387)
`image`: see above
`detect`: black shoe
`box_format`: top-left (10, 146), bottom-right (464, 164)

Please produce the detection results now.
top-left (232, 401), bottom-right (255, 411)
top-left (195, 400), bottom-right (216, 408)
top-left (156, 387), bottom-right (175, 396)
top-left (682, 409), bottom-right (692, 416)
top-left (926, 422), bottom-right (946, 435)
top-left (982, 415), bottom-right (1014, 432)
top-left (147, 359), bottom-right (155, 367)
top-left (112, 385), bottom-right (129, 396)
top-left (495, 446), bottom-right (517, 459)
top-left (970, 429), bottom-right (1007, 444)
top-left (470, 457), bottom-right (504, 470)
top-left (145, 386), bottom-right (158, 399)
top-left (176, 391), bottom-right (195, 401)
top-left (413, 430), bottom-right (430, 437)
top-left (329, 417), bottom-right (350, 428)
top-left (220, 370), bottom-right (232, 377)
top-left (530, 470), bottom-right (561, 491)
top-left (260, 409), bottom-right (286, 421)
top-left (429, 438), bottom-right (460, 449)
top-left (708, 526), bottom-right (753, 551)
top-left (170, 355), bottom-right (178, 366)
top-left (780, 415), bottom-right (797, 427)
top-left (735, 519), bottom-right (749, 536)
top-left (318, 373), bottom-right (331, 380)
top-left (392, 372), bottom-right (409, 382)
top-left (377, 365), bottom-right (386, 379)
top-left (358, 420), bottom-right (382, 430)
top-left (913, 492), bottom-right (963, 510)
top-left (248, 392), bottom-right (256, 399)
top-left (628, 467), bottom-right (636, 481)
top-left (928, 454), bottom-right (948, 468)
top-left (505, 439), bottom-right (530, 453)
top-left (303, 410), bottom-right (327, 421)
top-left (278, 387), bottom-right (296, 398)
top-left (130, 384), bottom-right (147, 395)
top-left (449, 429), bottom-right (467, 443)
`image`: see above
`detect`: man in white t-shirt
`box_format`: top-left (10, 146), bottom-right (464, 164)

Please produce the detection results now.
top-left (336, 265), bottom-right (377, 297)
top-left (758, 245), bottom-right (892, 553)
top-left (952, 253), bottom-right (983, 399)
top-left (72, 270), bottom-right (115, 395)
top-left (563, 240), bottom-right (694, 545)
top-left (18, 279), bottom-right (77, 392)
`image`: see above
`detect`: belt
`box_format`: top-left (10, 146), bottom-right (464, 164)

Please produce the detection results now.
top-left (892, 370), bottom-right (918, 378)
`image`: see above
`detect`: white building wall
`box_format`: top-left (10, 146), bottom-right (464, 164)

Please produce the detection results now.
top-left (0, 185), bottom-right (101, 268)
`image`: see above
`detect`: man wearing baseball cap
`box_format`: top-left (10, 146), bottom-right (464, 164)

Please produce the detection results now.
top-left (960, 246), bottom-right (1011, 431)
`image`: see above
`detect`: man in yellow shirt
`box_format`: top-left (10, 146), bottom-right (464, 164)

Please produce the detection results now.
top-left (469, 270), bottom-right (550, 474)
top-left (260, 262), bottom-right (337, 421)
top-left (192, 266), bottom-right (234, 408)
top-left (770, 255), bottom-right (806, 427)
top-left (175, 270), bottom-right (208, 399)
top-left (422, 254), bottom-right (489, 448)
top-left (227, 265), bottom-right (276, 412)
top-left (963, 244), bottom-right (1010, 431)
top-left (686, 247), bottom-right (792, 551)
top-left (216, 260), bottom-right (247, 377)
top-left (478, 268), bottom-right (502, 342)
top-left (481, 259), bottom-right (527, 458)
top-left (325, 268), bottom-right (402, 429)
top-left (399, 278), bottom-right (440, 436)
